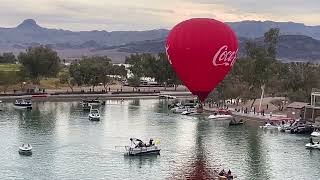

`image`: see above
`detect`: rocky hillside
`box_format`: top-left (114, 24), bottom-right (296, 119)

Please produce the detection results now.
top-left (1, 19), bottom-right (320, 62)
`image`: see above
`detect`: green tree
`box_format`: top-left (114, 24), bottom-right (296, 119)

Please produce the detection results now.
top-left (69, 56), bottom-right (114, 91)
top-left (0, 71), bottom-right (17, 93)
top-left (59, 71), bottom-right (76, 92)
top-left (0, 52), bottom-right (16, 64)
top-left (110, 65), bottom-right (127, 79)
top-left (18, 46), bottom-right (60, 83)
top-left (264, 28), bottom-right (280, 59)
top-left (241, 28), bottom-right (280, 108)
top-left (125, 54), bottom-right (145, 78)
top-left (127, 75), bottom-right (141, 88)
top-left (69, 63), bottom-right (83, 86)
top-left (16, 67), bottom-right (30, 91)
top-left (125, 53), bottom-right (181, 88)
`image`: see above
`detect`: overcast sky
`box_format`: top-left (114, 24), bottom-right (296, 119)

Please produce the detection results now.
top-left (0, 0), bottom-right (319, 31)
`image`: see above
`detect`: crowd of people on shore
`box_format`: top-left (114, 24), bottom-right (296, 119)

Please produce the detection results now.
top-left (234, 106), bottom-right (269, 116)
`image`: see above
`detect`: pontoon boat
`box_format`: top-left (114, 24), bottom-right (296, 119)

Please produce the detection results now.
top-left (125, 138), bottom-right (160, 156)
top-left (81, 98), bottom-right (105, 106)
top-left (208, 114), bottom-right (233, 120)
top-left (14, 99), bottom-right (32, 110)
top-left (229, 118), bottom-right (244, 126)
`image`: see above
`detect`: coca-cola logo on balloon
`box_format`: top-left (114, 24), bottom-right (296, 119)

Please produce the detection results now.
top-left (212, 45), bottom-right (238, 67)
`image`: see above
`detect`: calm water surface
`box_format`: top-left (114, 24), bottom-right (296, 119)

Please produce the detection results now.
top-left (0, 99), bottom-right (319, 180)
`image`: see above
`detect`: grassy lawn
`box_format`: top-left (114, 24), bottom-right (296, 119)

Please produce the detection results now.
top-left (0, 64), bottom-right (20, 71)
top-left (40, 78), bottom-right (61, 89)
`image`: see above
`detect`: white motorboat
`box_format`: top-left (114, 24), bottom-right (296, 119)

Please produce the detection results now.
top-left (208, 114), bottom-right (233, 120)
top-left (305, 142), bottom-right (320, 149)
top-left (181, 107), bottom-right (199, 115)
top-left (81, 99), bottom-right (105, 106)
top-left (125, 138), bottom-right (160, 156)
top-left (311, 131), bottom-right (320, 137)
top-left (159, 94), bottom-right (176, 99)
top-left (88, 109), bottom-right (100, 121)
top-left (229, 118), bottom-right (245, 126)
top-left (19, 144), bottom-right (32, 156)
top-left (171, 102), bottom-right (198, 114)
top-left (82, 102), bottom-right (91, 111)
top-left (181, 111), bottom-right (200, 115)
top-left (14, 99), bottom-right (32, 110)
top-left (279, 124), bottom-right (292, 132)
top-left (260, 123), bottom-right (279, 130)
top-left (171, 106), bottom-right (188, 113)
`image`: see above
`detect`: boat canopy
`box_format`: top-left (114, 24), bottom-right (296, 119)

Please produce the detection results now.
top-left (130, 138), bottom-right (142, 142)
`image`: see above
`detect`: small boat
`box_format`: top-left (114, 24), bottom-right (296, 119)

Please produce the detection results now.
top-left (208, 114), bottom-right (233, 120)
top-left (14, 99), bottom-right (32, 110)
top-left (88, 109), bottom-right (100, 121)
top-left (181, 108), bottom-right (199, 115)
top-left (208, 109), bottom-right (233, 120)
top-left (290, 125), bottom-right (314, 134)
top-left (168, 102), bottom-right (181, 109)
top-left (260, 123), bottom-right (279, 130)
top-left (125, 138), bottom-right (160, 156)
top-left (279, 124), bottom-right (292, 132)
top-left (82, 102), bottom-right (91, 111)
top-left (229, 118), bottom-right (244, 126)
top-left (311, 130), bottom-right (320, 137)
top-left (81, 98), bottom-right (105, 106)
top-left (171, 106), bottom-right (188, 113)
top-left (218, 169), bottom-right (236, 180)
top-left (305, 143), bottom-right (320, 149)
top-left (289, 119), bottom-right (314, 134)
top-left (306, 134), bottom-right (320, 149)
top-left (19, 144), bottom-right (32, 156)
top-left (159, 94), bottom-right (176, 99)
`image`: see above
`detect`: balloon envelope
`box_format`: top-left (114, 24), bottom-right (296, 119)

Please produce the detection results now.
top-left (166, 18), bottom-right (238, 101)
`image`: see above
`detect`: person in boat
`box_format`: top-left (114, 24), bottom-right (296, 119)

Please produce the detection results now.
top-left (148, 138), bottom-right (154, 147)
top-left (227, 169), bottom-right (231, 175)
top-left (219, 169), bottom-right (226, 176)
top-left (227, 169), bottom-right (233, 179)
top-left (139, 141), bottom-right (145, 147)
top-left (310, 137), bottom-right (314, 145)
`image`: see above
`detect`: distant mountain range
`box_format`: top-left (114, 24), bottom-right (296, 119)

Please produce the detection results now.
top-left (227, 21), bottom-right (320, 40)
top-left (95, 35), bottom-right (320, 63)
top-left (0, 19), bottom-right (320, 63)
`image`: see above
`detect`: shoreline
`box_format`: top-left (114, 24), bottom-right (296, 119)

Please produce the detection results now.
top-left (0, 91), bottom-right (193, 102)
top-left (203, 106), bottom-right (286, 122)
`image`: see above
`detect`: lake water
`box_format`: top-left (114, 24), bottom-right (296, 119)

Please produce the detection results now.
top-left (0, 99), bottom-right (319, 180)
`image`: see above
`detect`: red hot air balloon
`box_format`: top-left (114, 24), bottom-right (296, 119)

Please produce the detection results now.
top-left (166, 18), bottom-right (238, 102)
